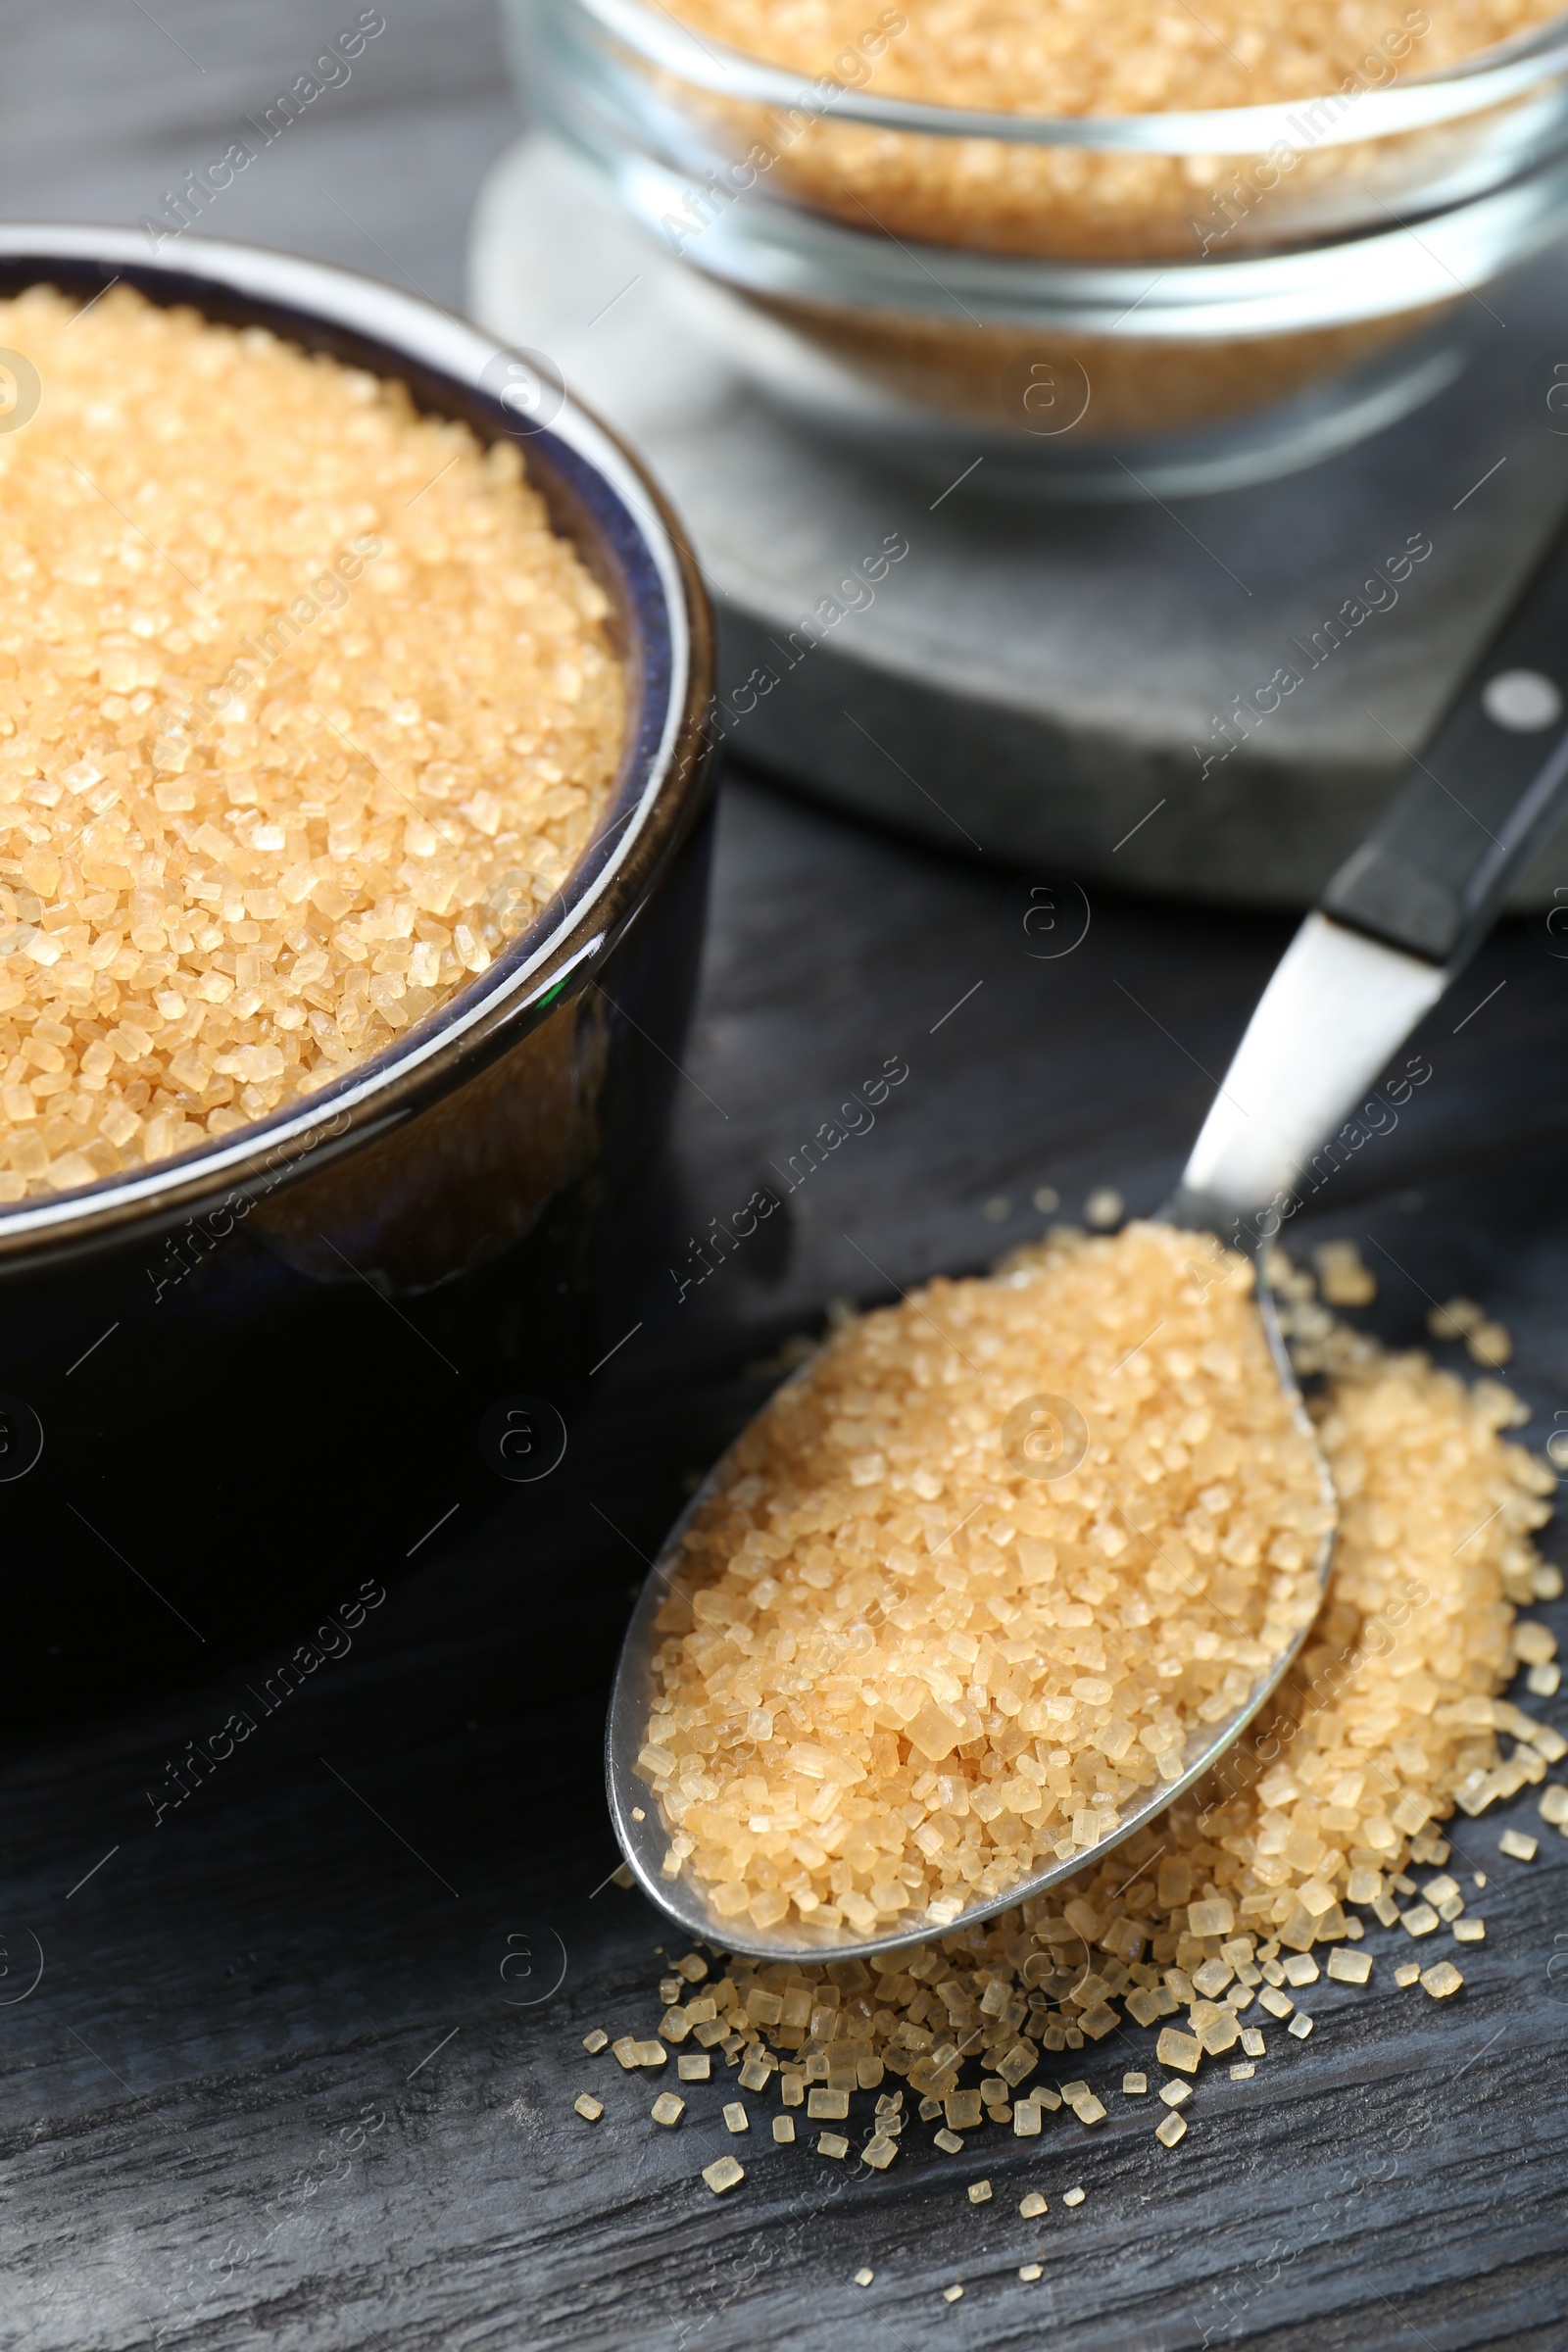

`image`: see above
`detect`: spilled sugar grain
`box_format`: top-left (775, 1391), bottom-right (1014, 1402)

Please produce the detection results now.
top-left (588, 1245), bottom-right (1563, 2194)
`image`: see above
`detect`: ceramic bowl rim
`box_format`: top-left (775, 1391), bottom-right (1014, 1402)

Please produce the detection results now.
top-left (0, 224), bottom-right (714, 1270)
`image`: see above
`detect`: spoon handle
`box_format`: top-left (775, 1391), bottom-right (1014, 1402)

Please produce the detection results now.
top-left (1175, 524), bottom-right (1568, 1231)
top-left (1321, 530), bottom-right (1568, 968)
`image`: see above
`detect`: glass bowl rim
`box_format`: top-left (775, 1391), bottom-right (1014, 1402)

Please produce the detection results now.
top-left (612, 132), bottom-right (1568, 324)
top-left (557, 0), bottom-right (1568, 153)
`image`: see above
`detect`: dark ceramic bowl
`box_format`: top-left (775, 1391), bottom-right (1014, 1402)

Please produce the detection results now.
top-left (0, 228), bottom-right (715, 1732)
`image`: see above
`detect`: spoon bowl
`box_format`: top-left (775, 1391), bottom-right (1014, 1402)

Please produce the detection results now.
top-left (606, 493), bottom-right (1568, 1960)
top-left (605, 1233), bottom-right (1336, 1962)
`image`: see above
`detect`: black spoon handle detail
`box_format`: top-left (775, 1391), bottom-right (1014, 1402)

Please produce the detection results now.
top-left (1321, 524), bottom-right (1568, 971)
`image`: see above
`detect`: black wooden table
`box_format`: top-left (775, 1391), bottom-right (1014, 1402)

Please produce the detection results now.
top-left (1, 9), bottom-right (1565, 2348)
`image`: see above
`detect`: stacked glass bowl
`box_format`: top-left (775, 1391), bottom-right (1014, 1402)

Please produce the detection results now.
top-left (509, 0), bottom-right (1568, 494)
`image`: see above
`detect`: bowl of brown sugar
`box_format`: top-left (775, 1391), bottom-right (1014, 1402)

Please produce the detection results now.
top-left (516, 0), bottom-right (1568, 492)
top-left (0, 228), bottom-right (713, 1726)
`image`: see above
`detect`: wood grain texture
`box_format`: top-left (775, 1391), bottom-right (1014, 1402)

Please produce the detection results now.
top-left (4, 776), bottom-right (1567, 2352)
top-left (0, 10), bottom-right (1564, 2346)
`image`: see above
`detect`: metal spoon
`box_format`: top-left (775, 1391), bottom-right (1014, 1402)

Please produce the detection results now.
top-left (607, 525), bottom-right (1568, 1960)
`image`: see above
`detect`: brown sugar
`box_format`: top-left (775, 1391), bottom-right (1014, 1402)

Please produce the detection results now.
top-left (615, 1248), bottom-right (1552, 2185)
top-left (0, 284), bottom-right (624, 1200)
top-left (663, 0), bottom-right (1562, 258)
top-left (639, 1221), bottom-right (1329, 1938)
top-left (739, 294), bottom-right (1451, 444)
top-left (671, 0), bottom-right (1553, 116)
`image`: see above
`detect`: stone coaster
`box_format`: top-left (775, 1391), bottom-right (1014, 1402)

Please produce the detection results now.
top-left (471, 131), bottom-right (1568, 904)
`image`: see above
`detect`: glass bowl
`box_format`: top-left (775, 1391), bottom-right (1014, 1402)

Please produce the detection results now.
top-left (510, 0), bottom-right (1568, 492)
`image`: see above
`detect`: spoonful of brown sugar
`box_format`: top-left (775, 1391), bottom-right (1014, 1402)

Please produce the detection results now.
top-left (607, 518), bottom-right (1568, 1957)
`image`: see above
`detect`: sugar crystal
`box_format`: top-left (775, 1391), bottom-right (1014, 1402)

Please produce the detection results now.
top-left (615, 1266), bottom-right (1554, 2200)
top-left (639, 1225), bottom-right (1326, 1936)
top-left (0, 287), bottom-right (624, 1195)
top-left (1156, 2029), bottom-right (1201, 2075)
